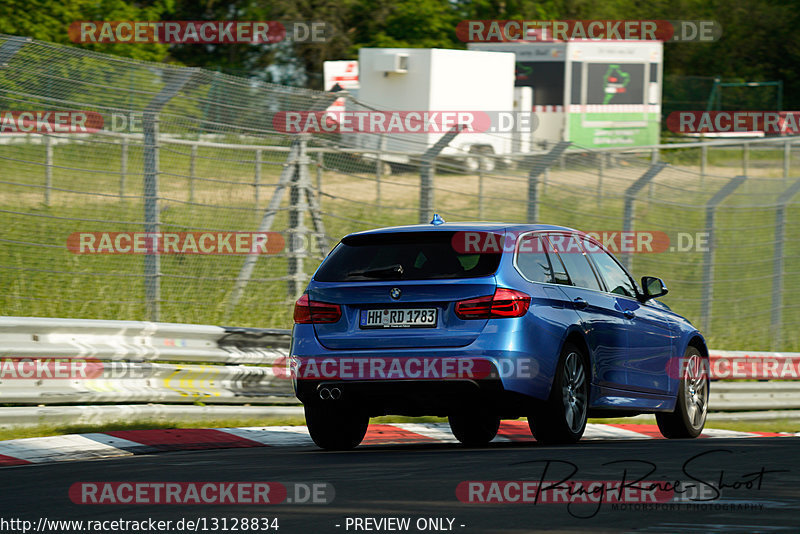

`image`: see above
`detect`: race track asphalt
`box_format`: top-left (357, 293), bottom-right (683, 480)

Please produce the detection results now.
top-left (2, 437), bottom-right (799, 533)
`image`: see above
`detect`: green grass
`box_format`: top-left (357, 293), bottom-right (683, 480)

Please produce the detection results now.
top-left (2, 137), bottom-right (799, 348)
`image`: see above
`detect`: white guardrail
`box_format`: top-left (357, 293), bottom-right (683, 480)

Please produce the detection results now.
top-left (0, 317), bottom-right (799, 416)
top-left (0, 316), bottom-right (292, 405)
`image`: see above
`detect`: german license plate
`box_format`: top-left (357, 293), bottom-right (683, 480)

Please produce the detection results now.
top-left (360, 308), bottom-right (437, 328)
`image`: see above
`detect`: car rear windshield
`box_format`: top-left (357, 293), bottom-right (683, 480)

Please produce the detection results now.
top-left (314, 231), bottom-right (502, 282)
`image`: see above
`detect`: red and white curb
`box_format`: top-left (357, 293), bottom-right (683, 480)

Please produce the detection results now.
top-left (0, 422), bottom-right (795, 467)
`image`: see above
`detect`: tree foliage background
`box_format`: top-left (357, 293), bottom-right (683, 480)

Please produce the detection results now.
top-left (1, 0), bottom-right (799, 107)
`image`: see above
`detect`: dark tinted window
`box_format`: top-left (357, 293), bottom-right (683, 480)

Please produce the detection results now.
top-left (546, 234), bottom-right (602, 291)
top-left (516, 235), bottom-right (553, 283)
top-left (584, 238), bottom-right (637, 297)
top-left (314, 231), bottom-right (501, 282)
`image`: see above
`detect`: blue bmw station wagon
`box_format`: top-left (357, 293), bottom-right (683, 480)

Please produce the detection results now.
top-left (290, 220), bottom-right (709, 450)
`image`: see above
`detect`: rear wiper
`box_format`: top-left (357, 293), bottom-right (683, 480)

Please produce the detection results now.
top-left (347, 264), bottom-right (404, 278)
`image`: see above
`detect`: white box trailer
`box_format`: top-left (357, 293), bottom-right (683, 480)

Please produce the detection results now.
top-left (344, 48), bottom-right (517, 171)
top-left (468, 40), bottom-right (663, 148)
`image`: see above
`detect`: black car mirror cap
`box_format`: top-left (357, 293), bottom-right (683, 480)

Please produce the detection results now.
top-left (640, 276), bottom-right (668, 301)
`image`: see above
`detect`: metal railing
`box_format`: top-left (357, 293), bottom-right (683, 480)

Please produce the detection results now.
top-left (1, 317), bottom-right (800, 422)
top-left (0, 316), bottom-right (291, 406)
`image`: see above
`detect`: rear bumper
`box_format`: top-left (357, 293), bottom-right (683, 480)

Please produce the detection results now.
top-left (290, 324), bottom-right (559, 413)
top-left (295, 378), bottom-right (521, 417)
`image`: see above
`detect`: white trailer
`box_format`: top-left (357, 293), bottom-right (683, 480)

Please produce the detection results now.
top-left (468, 40), bottom-right (663, 148)
top-left (343, 48), bottom-right (518, 171)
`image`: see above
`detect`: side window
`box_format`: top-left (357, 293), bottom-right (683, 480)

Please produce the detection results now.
top-left (542, 237), bottom-right (570, 285)
top-left (546, 234), bottom-right (603, 291)
top-left (516, 235), bottom-right (554, 283)
top-left (584, 239), bottom-right (638, 298)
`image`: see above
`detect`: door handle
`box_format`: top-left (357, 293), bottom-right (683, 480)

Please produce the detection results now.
top-left (623, 310), bottom-right (635, 319)
top-left (573, 297), bottom-right (588, 310)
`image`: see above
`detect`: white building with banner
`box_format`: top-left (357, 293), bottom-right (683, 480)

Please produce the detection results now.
top-left (468, 40), bottom-right (663, 148)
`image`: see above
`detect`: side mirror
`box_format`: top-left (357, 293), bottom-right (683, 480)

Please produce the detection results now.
top-left (641, 276), bottom-right (668, 300)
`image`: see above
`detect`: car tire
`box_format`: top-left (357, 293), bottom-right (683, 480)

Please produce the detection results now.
top-left (304, 402), bottom-right (369, 451)
top-left (448, 406), bottom-right (500, 446)
top-left (656, 346), bottom-right (708, 439)
top-left (529, 342), bottom-right (589, 444)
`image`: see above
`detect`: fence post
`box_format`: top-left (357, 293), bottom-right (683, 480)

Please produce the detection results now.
top-left (316, 151), bottom-right (323, 206)
top-left (254, 148), bottom-right (262, 212)
top-left (477, 164), bottom-right (485, 220)
top-left (189, 144), bottom-right (197, 203)
top-left (770, 178), bottom-right (800, 350)
top-left (287, 138), bottom-right (309, 299)
top-left (700, 175), bottom-right (746, 335)
top-left (227, 140), bottom-right (300, 315)
top-left (621, 162), bottom-right (667, 270)
top-left (742, 143), bottom-right (749, 175)
top-left (700, 144), bottom-right (707, 186)
top-left (141, 68), bottom-right (196, 321)
top-left (597, 151), bottom-right (605, 208)
top-left (142, 112), bottom-right (160, 321)
top-left (784, 140), bottom-right (791, 182)
top-left (419, 126), bottom-right (462, 224)
top-left (376, 134), bottom-right (386, 208)
top-left (44, 134), bottom-right (52, 206)
top-left (120, 137), bottom-right (128, 200)
top-left (527, 141), bottom-right (571, 223)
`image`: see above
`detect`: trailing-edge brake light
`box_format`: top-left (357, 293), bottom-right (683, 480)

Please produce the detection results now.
top-left (293, 293), bottom-right (342, 324)
top-left (455, 288), bottom-right (530, 319)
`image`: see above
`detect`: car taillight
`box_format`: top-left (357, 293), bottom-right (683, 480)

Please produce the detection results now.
top-left (293, 294), bottom-right (342, 324)
top-left (455, 288), bottom-right (530, 319)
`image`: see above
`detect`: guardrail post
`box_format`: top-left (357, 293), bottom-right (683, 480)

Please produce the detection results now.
top-left (621, 162), bottom-right (666, 270)
top-left (700, 175), bottom-right (747, 335)
top-left (44, 134), bottom-right (52, 206)
top-left (419, 126), bottom-right (462, 224)
top-left (142, 68), bottom-right (196, 321)
top-left (527, 141), bottom-right (571, 223)
top-left (770, 178), bottom-right (800, 349)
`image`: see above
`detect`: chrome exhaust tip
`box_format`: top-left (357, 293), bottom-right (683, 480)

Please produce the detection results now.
top-left (319, 387), bottom-right (331, 400)
top-left (330, 387), bottom-right (342, 400)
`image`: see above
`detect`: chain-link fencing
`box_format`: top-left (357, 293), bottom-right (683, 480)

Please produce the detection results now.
top-left (2, 35), bottom-right (800, 351)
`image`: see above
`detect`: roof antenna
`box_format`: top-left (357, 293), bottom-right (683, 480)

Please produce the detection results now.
top-left (430, 213), bottom-right (445, 225)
